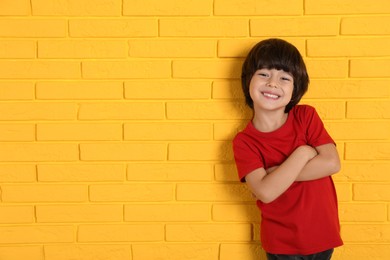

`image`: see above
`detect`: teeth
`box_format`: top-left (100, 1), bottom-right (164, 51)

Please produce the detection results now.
top-left (263, 92), bottom-right (279, 99)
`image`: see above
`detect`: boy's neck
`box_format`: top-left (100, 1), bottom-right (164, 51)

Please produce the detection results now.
top-left (252, 109), bottom-right (288, 133)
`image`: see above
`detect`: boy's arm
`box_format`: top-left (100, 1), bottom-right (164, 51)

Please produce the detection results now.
top-left (245, 145), bottom-right (317, 204)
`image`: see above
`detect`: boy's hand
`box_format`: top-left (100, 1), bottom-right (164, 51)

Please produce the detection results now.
top-left (297, 145), bottom-right (318, 161)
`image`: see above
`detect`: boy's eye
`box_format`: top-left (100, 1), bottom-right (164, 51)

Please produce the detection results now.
top-left (281, 77), bottom-right (291, 81)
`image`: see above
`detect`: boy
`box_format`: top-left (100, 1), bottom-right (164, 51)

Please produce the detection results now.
top-left (233, 38), bottom-right (343, 259)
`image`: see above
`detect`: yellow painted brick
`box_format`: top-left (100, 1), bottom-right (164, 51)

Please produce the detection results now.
top-left (36, 81), bottom-right (123, 100)
top-left (44, 245), bottom-right (131, 260)
top-left (82, 60), bottom-right (170, 79)
top-left (306, 0), bottom-right (390, 14)
top-left (350, 59), bottom-right (390, 77)
top-left (0, 102), bottom-right (77, 120)
top-left (124, 204), bottom-right (210, 222)
top-left (215, 163), bottom-right (239, 181)
top-left (78, 102), bottom-right (165, 120)
top-left (80, 143), bottom-right (166, 161)
top-left (36, 204), bottom-right (123, 223)
top-left (0, 0), bottom-right (30, 15)
top-left (354, 183), bottom-right (390, 201)
top-left (37, 123), bottom-right (122, 141)
top-left (215, 0), bottom-right (302, 15)
top-left (167, 101), bottom-right (251, 120)
top-left (0, 19), bottom-right (67, 37)
top-left (38, 164), bottom-right (125, 182)
top-left (129, 39), bottom-right (215, 57)
top-left (341, 16), bottom-right (390, 35)
top-left (160, 18), bottom-right (248, 37)
top-left (169, 142), bottom-right (234, 161)
top-left (340, 162), bottom-right (390, 182)
top-left (123, 0), bottom-right (212, 15)
top-left (127, 163), bottom-right (213, 181)
top-left (0, 143), bottom-right (79, 162)
top-left (124, 122), bottom-right (211, 141)
top-left (0, 206), bottom-right (34, 223)
top-left (250, 17), bottom-right (339, 36)
top-left (69, 19), bottom-right (157, 37)
top-left (341, 224), bottom-right (390, 243)
top-left (0, 124), bottom-right (35, 141)
top-left (347, 101), bottom-right (390, 119)
top-left (173, 60), bottom-right (242, 79)
top-left (132, 244), bottom-right (219, 260)
top-left (0, 225), bottom-right (74, 243)
top-left (0, 164), bottom-right (36, 182)
top-left (32, 0), bottom-right (121, 16)
top-left (325, 121), bottom-right (390, 140)
top-left (213, 204), bottom-right (260, 222)
top-left (176, 183), bottom-right (253, 202)
top-left (0, 61), bottom-right (80, 79)
top-left (334, 244), bottom-right (390, 260)
top-left (214, 121), bottom-right (247, 141)
top-left (220, 244), bottom-right (265, 260)
top-left (307, 79), bottom-right (390, 99)
top-left (303, 101), bottom-right (345, 120)
top-left (0, 40), bottom-right (35, 58)
top-left (335, 183), bottom-right (352, 202)
top-left (38, 40), bottom-right (127, 59)
top-left (305, 59), bottom-right (348, 78)
top-left (2, 184), bottom-right (87, 202)
top-left (339, 203), bottom-right (387, 222)
top-left (0, 82), bottom-right (34, 100)
top-left (78, 224), bottom-right (164, 242)
top-left (212, 80), bottom-right (243, 99)
top-left (346, 142), bottom-right (390, 160)
top-left (0, 246), bottom-right (43, 260)
top-left (90, 183), bottom-right (174, 202)
top-left (166, 224), bottom-right (252, 242)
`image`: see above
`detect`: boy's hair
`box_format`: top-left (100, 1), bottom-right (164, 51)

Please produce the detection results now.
top-left (241, 38), bottom-right (309, 113)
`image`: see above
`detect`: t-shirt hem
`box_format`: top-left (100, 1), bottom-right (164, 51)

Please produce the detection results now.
top-left (263, 241), bottom-right (343, 255)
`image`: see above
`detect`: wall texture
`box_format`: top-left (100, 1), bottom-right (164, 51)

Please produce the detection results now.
top-left (0, 0), bottom-right (390, 259)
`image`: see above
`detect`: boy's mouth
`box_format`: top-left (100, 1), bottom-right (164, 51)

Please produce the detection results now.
top-left (262, 92), bottom-right (280, 99)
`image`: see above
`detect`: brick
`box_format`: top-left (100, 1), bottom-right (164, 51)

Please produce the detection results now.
top-left (334, 244), bottom-right (390, 260)
top-left (166, 223), bottom-right (252, 242)
top-left (0, 246), bottom-right (43, 260)
top-left (0, 143), bottom-right (79, 162)
top-left (0, 102), bottom-right (77, 120)
top-left (36, 81), bottom-right (123, 100)
top-left (36, 204), bottom-right (123, 223)
top-left (177, 183), bottom-right (253, 202)
top-left (45, 245), bottom-right (131, 260)
top-left (124, 204), bottom-right (210, 222)
top-left (220, 244), bottom-right (264, 260)
top-left (325, 121), bottom-right (390, 140)
top-left (303, 101), bottom-right (345, 120)
top-left (132, 244), bottom-right (219, 260)
top-left (129, 39), bottom-right (215, 57)
top-left (125, 80), bottom-right (211, 99)
top-left (167, 101), bottom-right (251, 120)
top-left (213, 204), bottom-right (260, 222)
top-left (250, 17), bottom-right (339, 36)
top-left (212, 80), bottom-right (243, 99)
top-left (2, 184), bottom-right (87, 202)
top-left (350, 59), bottom-right (390, 77)
top-left (306, 79), bottom-right (390, 99)
top-left (341, 224), bottom-right (390, 243)
top-left (347, 101), bottom-right (390, 119)
top-left (32, 0), bottom-right (121, 16)
top-left (37, 123), bottom-right (122, 141)
top-left (0, 61), bottom-right (80, 79)
top-left (0, 124), bottom-right (35, 141)
top-left (306, 0), bottom-right (390, 14)
top-left (80, 143), bottom-right (166, 161)
top-left (215, 163), bottom-right (239, 181)
top-left (78, 224), bottom-right (164, 242)
top-left (124, 122), bottom-right (212, 141)
top-left (335, 183), bottom-right (352, 202)
top-left (214, 121), bottom-right (247, 141)
top-left (0, 206), bottom-right (34, 223)
top-left (0, 164), bottom-right (36, 182)
top-left (123, 0), bottom-right (212, 15)
top-left (341, 16), bottom-right (390, 35)
top-left (0, 82), bottom-right (34, 100)
top-left (127, 163), bottom-right (213, 181)
top-left (0, 0), bottom-right (31, 15)
top-left (90, 183), bottom-right (174, 202)
top-left (340, 163), bottom-right (390, 182)
top-left (38, 164), bottom-right (125, 182)
top-left (160, 18), bottom-right (248, 37)
top-left (82, 60), bottom-right (171, 79)
top-left (305, 59), bottom-right (348, 78)
top-left (0, 19), bottom-right (67, 37)
top-left (354, 183), bottom-right (390, 201)
top-left (339, 203), bottom-right (387, 222)
top-left (345, 142), bottom-right (390, 160)
top-left (38, 40), bottom-right (127, 59)
top-left (69, 19), bottom-right (157, 37)
top-left (78, 102), bottom-right (165, 120)
top-left (0, 225), bottom-right (74, 243)
top-left (173, 60), bottom-right (242, 79)
top-left (215, 0), bottom-right (302, 15)
top-left (0, 40), bottom-right (35, 58)
top-left (169, 142), bottom-right (234, 161)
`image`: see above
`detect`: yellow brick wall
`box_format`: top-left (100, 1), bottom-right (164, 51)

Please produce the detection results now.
top-left (0, 0), bottom-right (389, 259)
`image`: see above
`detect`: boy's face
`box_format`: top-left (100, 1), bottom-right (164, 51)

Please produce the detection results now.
top-left (249, 68), bottom-right (294, 113)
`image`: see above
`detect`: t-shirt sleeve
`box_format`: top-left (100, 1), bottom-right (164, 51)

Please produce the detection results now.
top-left (303, 105), bottom-right (335, 147)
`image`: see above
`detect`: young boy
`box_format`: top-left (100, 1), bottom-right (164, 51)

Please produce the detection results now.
top-left (233, 38), bottom-right (343, 259)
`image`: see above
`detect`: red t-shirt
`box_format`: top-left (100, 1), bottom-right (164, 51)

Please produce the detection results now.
top-left (233, 105), bottom-right (343, 255)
